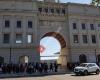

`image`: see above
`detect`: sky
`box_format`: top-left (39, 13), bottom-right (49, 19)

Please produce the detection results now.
top-left (39, 0), bottom-right (92, 4)
top-left (40, 0), bottom-right (92, 60)
top-left (40, 37), bottom-right (61, 60)
top-left (60, 0), bottom-right (91, 4)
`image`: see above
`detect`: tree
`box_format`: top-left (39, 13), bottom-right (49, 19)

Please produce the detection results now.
top-left (91, 0), bottom-right (100, 6)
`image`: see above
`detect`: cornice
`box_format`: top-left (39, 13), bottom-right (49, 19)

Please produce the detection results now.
top-left (68, 12), bottom-right (100, 18)
top-left (37, 1), bottom-right (100, 9)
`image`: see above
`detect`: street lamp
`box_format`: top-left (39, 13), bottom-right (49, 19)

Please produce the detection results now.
top-left (9, 47), bottom-right (12, 63)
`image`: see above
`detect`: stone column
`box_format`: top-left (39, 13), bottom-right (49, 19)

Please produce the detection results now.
top-left (57, 47), bottom-right (69, 66)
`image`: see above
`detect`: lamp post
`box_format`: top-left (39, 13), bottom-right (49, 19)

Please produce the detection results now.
top-left (9, 47), bottom-right (12, 63)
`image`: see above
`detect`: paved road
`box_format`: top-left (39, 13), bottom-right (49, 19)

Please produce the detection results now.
top-left (0, 73), bottom-right (99, 80)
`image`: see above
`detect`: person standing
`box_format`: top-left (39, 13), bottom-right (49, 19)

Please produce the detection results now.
top-left (44, 63), bottom-right (48, 73)
top-left (49, 63), bottom-right (53, 72)
top-left (54, 62), bottom-right (58, 72)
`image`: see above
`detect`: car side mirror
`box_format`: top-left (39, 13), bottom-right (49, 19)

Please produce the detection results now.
top-left (87, 66), bottom-right (90, 68)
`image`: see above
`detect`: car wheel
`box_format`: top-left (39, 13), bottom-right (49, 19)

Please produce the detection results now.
top-left (84, 70), bottom-right (88, 75)
top-left (96, 69), bottom-right (99, 75)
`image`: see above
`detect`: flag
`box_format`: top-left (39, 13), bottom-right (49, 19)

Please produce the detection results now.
top-left (38, 45), bottom-right (46, 53)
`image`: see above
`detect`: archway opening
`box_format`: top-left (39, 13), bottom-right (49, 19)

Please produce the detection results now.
top-left (19, 56), bottom-right (29, 64)
top-left (40, 32), bottom-right (67, 66)
top-left (97, 55), bottom-right (100, 62)
top-left (79, 54), bottom-right (87, 63)
top-left (40, 37), bottom-right (61, 61)
top-left (0, 56), bottom-right (4, 64)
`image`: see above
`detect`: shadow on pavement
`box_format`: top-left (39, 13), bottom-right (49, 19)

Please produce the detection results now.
top-left (0, 72), bottom-right (68, 79)
top-left (70, 73), bottom-right (98, 77)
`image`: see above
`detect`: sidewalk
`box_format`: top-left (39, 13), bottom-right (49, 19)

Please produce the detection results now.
top-left (0, 69), bottom-right (73, 78)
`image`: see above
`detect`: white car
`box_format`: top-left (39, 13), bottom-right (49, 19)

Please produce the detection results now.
top-left (74, 63), bottom-right (100, 75)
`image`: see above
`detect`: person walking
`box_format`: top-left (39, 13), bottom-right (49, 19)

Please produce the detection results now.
top-left (49, 63), bottom-right (53, 72)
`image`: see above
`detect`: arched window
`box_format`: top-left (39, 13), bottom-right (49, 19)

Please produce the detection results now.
top-left (97, 55), bottom-right (100, 62)
top-left (19, 56), bottom-right (29, 64)
top-left (0, 56), bottom-right (4, 64)
top-left (79, 54), bottom-right (87, 63)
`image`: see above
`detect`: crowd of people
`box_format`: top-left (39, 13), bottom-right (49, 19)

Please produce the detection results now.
top-left (0, 62), bottom-right (59, 74)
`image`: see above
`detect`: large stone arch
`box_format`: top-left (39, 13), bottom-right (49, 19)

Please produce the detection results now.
top-left (41, 32), bottom-right (68, 67)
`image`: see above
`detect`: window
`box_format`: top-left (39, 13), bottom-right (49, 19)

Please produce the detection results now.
top-left (56, 9), bottom-right (60, 14)
top-left (16, 34), bottom-right (22, 43)
top-left (73, 35), bottom-right (79, 43)
top-left (62, 9), bottom-right (65, 14)
top-left (73, 23), bottom-right (77, 29)
top-left (27, 34), bottom-right (33, 43)
top-left (87, 64), bottom-right (96, 67)
top-left (3, 34), bottom-right (10, 43)
top-left (17, 21), bottom-right (21, 28)
top-left (79, 54), bottom-right (87, 63)
top-left (82, 35), bottom-right (88, 43)
top-left (90, 24), bottom-right (94, 30)
top-left (38, 8), bottom-right (42, 13)
top-left (87, 64), bottom-right (93, 67)
top-left (5, 20), bottom-right (10, 28)
top-left (97, 55), bottom-right (100, 62)
top-left (50, 9), bottom-right (54, 13)
top-left (98, 24), bottom-right (100, 27)
top-left (91, 35), bottom-right (96, 43)
top-left (0, 56), bottom-right (4, 64)
top-left (82, 23), bottom-right (86, 30)
top-left (28, 21), bottom-right (32, 28)
top-left (44, 8), bottom-right (48, 13)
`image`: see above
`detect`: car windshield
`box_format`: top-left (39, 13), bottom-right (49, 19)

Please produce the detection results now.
top-left (79, 64), bottom-right (87, 67)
